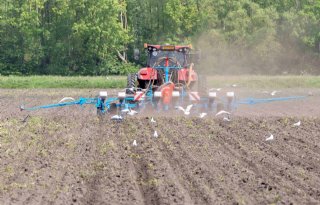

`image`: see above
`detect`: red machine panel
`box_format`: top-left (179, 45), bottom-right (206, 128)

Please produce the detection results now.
top-left (137, 67), bottom-right (158, 80)
top-left (178, 68), bottom-right (197, 81)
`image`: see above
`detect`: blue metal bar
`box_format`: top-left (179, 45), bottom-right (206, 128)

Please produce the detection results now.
top-left (154, 66), bottom-right (183, 70)
top-left (21, 92), bottom-right (307, 115)
top-left (22, 97), bottom-right (97, 111)
top-left (238, 96), bottom-right (306, 105)
top-left (165, 66), bottom-right (169, 83)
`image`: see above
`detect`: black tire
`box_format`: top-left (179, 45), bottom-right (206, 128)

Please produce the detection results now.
top-left (127, 73), bottom-right (137, 88)
top-left (197, 74), bottom-right (207, 95)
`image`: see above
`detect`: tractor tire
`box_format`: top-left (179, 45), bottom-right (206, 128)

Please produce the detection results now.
top-left (127, 73), bottom-right (137, 88)
top-left (197, 74), bottom-right (207, 95)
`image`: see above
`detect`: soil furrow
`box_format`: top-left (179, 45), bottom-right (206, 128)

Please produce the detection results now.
top-left (200, 118), bottom-right (320, 203)
top-left (1, 89), bottom-right (320, 205)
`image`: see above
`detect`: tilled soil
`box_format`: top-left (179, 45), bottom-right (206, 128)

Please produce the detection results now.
top-left (0, 89), bottom-right (320, 205)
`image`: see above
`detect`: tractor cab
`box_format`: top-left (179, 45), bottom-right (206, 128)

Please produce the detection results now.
top-left (146, 44), bottom-right (191, 68)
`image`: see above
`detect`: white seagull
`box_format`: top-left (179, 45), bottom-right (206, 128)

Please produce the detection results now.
top-left (127, 109), bottom-right (138, 116)
top-left (153, 131), bottom-right (158, 138)
top-left (199, 113), bottom-right (207, 118)
top-left (223, 116), bottom-right (231, 122)
top-left (265, 133), bottom-right (274, 141)
top-left (271, 91), bottom-right (280, 96)
top-left (151, 117), bottom-right (156, 123)
top-left (293, 121), bottom-right (301, 127)
top-left (232, 84), bottom-right (238, 87)
top-left (132, 140), bottom-right (137, 146)
top-left (210, 88), bottom-right (222, 91)
top-left (176, 104), bottom-right (193, 115)
top-left (121, 108), bottom-right (130, 113)
top-left (111, 115), bottom-right (123, 121)
top-left (58, 97), bottom-right (75, 103)
top-left (215, 110), bottom-right (231, 117)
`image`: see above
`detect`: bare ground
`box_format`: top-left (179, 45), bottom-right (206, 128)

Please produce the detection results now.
top-left (0, 89), bottom-right (319, 205)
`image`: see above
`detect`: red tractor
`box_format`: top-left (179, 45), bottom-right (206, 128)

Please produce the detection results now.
top-left (127, 44), bottom-right (205, 98)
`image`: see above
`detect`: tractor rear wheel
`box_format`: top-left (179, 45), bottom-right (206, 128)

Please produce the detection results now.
top-left (127, 73), bottom-right (137, 88)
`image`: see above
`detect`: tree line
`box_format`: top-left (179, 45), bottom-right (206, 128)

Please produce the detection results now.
top-left (1, 0), bottom-right (319, 75)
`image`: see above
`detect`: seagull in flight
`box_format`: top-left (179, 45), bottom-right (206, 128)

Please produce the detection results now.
top-left (199, 113), bottom-right (207, 118)
top-left (127, 109), bottom-right (138, 116)
top-left (153, 131), bottom-right (158, 138)
top-left (151, 117), bottom-right (156, 123)
top-left (271, 91), bottom-right (280, 96)
top-left (293, 121), bottom-right (301, 127)
top-left (132, 140), bottom-right (137, 146)
top-left (215, 110), bottom-right (231, 117)
top-left (265, 133), bottom-right (274, 141)
top-left (58, 97), bottom-right (75, 103)
top-left (176, 104), bottom-right (193, 115)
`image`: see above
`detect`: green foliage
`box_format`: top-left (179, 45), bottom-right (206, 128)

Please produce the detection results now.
top-left (0, 76), bottom-right (126, 88)
top-left (0, 0), bottom-right (132, 75)
top-left (0, 75), bottom-right (319, 89)
top-left (0, 0), bottom-right (319, 75)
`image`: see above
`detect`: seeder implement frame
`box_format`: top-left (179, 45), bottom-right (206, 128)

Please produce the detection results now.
top-left (20, 89), bottom-right (306, 117)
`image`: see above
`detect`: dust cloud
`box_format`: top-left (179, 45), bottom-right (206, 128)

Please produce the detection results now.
top-left (194, 30), bottom-right (320, 75)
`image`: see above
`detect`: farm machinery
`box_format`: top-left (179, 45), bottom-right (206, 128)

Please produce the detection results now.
top-left (20, 43), bottom-right (306, 119)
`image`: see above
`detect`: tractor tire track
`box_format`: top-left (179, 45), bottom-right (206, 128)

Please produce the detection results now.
top-left (220, 118), bottom-right (320, 200)
top-left (155, 118), bottom-right (228, 204)
top-left (158, 117), bottom-right (259, 204)
top-left (200, 118), bottom-right (320, 204)
top-left (82, 119), bottom-right (144, 205)
top-left (123, 119), bottom-right (194, 205)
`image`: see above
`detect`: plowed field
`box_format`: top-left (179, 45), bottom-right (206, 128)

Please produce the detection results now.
top-left (0, 89), bottom-right (319, 205)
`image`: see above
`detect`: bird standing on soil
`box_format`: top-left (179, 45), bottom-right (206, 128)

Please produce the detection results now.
top-left (111, 115), bottom-right (123, 121)
top-left (199, 113), bottom-right (207, 118)
top-left (265, 133), bottom-right (274, 141)
top-left (151, 117), bottom-right (156, 123)
top-left (153, 131), bottom-right (158, 138)
top-left (132, 140), bottom-right (137, 146)
top-left (176, 104), bottom-right (193, 115)
top-left (293, 121), bottom-right (301, 127)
